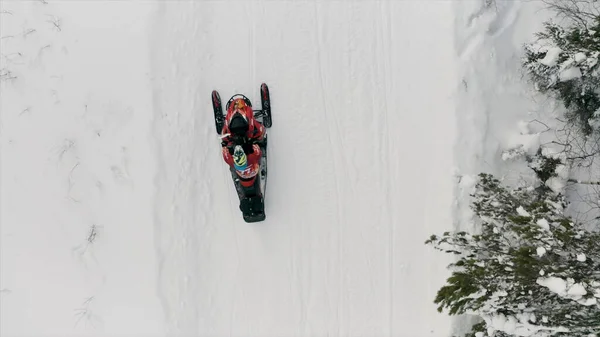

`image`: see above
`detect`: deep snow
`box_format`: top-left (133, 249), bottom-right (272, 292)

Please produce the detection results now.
top-left (1, 1), bottom-right (164, 336)
top-left (0, 0), bottom-right (555, 336)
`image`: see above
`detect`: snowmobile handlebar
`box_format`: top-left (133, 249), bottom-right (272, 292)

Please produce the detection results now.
top-left (220, 133), bottom-right (260, 147)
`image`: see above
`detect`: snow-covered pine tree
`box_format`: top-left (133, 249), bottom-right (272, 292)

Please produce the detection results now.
top-left (427, 173), bottom-right (600, 337)
top-left (523, 14), bottom-right (600, 135)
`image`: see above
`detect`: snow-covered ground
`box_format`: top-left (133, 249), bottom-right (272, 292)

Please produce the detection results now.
top-left (0, 1), bottom-right (558, 336)
top-left (1, 1), bottom-right (164, 336)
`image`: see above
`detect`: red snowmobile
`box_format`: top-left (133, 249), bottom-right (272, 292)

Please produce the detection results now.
top-left (211, 83), bottom-right (272, 223)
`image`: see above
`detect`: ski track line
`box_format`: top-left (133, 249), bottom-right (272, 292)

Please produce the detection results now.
top-left (250, 1), bottom-right (256, 84)
top-left (377, 1), bottom-right (395, 334)
top-left (340, 4), bottom-right (361, 198)
top-left (270, 5), bottom-right (333, 333)
top-left (312, 3), bottom-right (345, 333)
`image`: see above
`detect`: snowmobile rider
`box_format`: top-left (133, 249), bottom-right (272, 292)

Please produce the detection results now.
top-left (220, 97), bottom-right (265, 175)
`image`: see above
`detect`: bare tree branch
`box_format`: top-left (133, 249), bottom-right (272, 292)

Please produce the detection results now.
top-left (542, 0), bottom-right (600, 26)
top-left (568, 178), bottom-right (600, 185)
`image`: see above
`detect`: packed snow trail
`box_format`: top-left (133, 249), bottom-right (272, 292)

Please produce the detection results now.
top-left (152, 1), bottom-right (456, 336)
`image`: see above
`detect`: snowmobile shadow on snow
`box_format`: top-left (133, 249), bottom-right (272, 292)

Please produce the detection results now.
top-left (211, 83), bottom-right (272, 223)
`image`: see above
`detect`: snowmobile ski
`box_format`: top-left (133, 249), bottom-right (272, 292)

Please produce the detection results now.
top-left (212, 90), bottom-right (224, 134)
top-left (260, 83), bottom-right (272, 127)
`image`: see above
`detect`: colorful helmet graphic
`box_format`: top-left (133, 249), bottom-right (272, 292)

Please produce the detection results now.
top-left (233, 145), bottom-right (247, 171)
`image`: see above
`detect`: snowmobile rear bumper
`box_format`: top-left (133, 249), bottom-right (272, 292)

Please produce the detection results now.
top-left (243, 213), bottom-right (266, 223)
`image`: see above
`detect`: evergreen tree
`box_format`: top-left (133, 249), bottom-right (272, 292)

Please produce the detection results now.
top-left (523, 16), bottom-right (600, 135)
top-left (427, 173), bottom-right (600, 336)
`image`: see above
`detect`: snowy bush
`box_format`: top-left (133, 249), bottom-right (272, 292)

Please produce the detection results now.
top-left (526, 147), bottom-right (570, 195)
top-left (523, 15), bottom-right (600, 135)
top-left (427, 173), bottom-right (600, 337)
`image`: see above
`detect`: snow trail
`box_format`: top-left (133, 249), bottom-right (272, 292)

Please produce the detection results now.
top-left (152, 1), bottom-right (456, 336)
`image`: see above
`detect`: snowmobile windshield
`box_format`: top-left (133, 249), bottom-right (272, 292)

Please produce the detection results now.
top-left (226, 95), bottom-right (252, 111)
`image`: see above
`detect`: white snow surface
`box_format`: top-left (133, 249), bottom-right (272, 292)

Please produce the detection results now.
top-left (536, 218), bottom-right (550, 231)
top-left (536, 247), bottom-right (547, 257)
top-left (539, 46), bottom-right (562, 67)
top-left (482, 312), bottom-right (569, 337)
top-left (558, 65), bottom-right (583, 82)
top-left (517, 206), bottom-right (531, 217)
top-left (0, 0), bottom-right (554, 336)
top-left (536, 276), bottom-right (598, 306)
top-left (1, 1), bottom-right (163, 337)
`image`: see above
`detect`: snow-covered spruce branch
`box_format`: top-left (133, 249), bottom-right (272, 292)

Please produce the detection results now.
top-left (523, 1), bottom-right (600, 139)
top-left (427, 173), bottom-right (600, 337)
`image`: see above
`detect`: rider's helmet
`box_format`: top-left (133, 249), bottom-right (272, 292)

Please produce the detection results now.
top-left (228, 97), bottom-right (251, 136)
top-left (232, 145), bottom-right (247, 171)
top-left (229, 112), bottom-right (249, 136)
